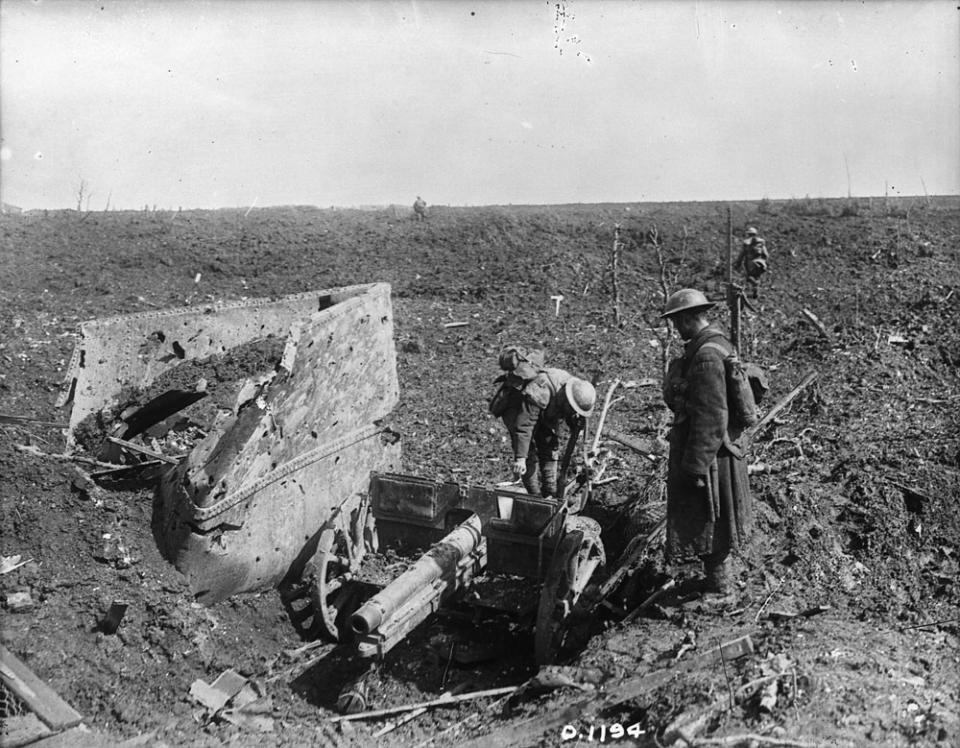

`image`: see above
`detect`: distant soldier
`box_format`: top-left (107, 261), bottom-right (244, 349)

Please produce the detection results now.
top-left (493, 352), bottom-right (595, 498)
top-left (413, 196), bottom-right (427, 221)
top-left (734, 227), bottom-right (770, 299)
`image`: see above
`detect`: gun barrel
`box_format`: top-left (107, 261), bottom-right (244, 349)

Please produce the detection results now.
top-left (351, 513), bottom-right (482, 636)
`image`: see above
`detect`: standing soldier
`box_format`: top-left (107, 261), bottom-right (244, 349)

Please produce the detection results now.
top-left (660, 288), bottom-right (752, 600)
top-left (734, 227), bottom-right (770, 299)
top-left (494, 355), bottom-right (596, 498)
top-left (413, 196), bottom-right (427, 221)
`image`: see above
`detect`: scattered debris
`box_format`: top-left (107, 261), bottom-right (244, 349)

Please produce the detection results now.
top-left (372, 682), bottom-right (469, 738)
top-left (662, 694), bottom-right (727, 746)
top-left (747, 371), bottom-right (818, 441)
top-left (623, 578), bottom-right (676, 623)
top-left (0, 413), bottom-right (67, 429)
top-left (510, 665), bottom-right (607, 702)
top-left (0, 645), bottom-right (83, 730)
top-left (799, 308), bottom-right (831, 340)
top-left (1, 555), bottom-right (32, 575)
top-left (189, 668), bottom-right (273, 731)
top-left (94, 534), bottom-right (140, 569)
top-left (763, 605), bottom-right (831, 622)
top-left (329, 685), bottom-right (518, 723)
top-left (5, 591), bottom-right (34, 612)
top-left (99, 602), bottom-right (128, 635)
top-left (336, 673), bottom-right (371, 715)
top-left (15, 444), bottom-right (122, 471)
top-left (105, 436), bottom-right (182, 464)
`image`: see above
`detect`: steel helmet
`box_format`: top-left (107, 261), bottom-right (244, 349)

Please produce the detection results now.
top-left (746, 226), bottom-right (758, 236)
top-left (565, 378), bottom-right (596, 417)
top-left (660, 288), bottom-right (715, 318)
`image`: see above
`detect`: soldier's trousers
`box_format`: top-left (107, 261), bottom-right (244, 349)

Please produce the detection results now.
top-left (521, 426), bottom-right (561, 497)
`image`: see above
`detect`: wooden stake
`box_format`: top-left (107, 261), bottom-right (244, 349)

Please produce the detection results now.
top-left (747, 371), bottom-right (818, 442)
top-left (612, 224), bottom-right (622, 327)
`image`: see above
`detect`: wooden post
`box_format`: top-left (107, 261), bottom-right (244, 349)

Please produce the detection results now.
top-left (726, 207), bottom-right (741, 354)
top-left (612, 224), bottom-right (622, 328)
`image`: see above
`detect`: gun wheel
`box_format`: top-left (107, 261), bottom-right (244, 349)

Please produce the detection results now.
top-left (534, 516), bottom-right (605, 665)
top-left (306, 502), bottom-right (373, 641)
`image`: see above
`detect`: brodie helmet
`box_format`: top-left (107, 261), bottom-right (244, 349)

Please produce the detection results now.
top-left (660, 288), bottom-right (715, 318)
top-left (564, 378), bottom-right (596, 417)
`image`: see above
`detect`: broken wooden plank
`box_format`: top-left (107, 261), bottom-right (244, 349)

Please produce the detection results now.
top-left (15, 444), bottom-right (125, 471)
top-left (604, 634), bottom-right (756, 708)
top-left (105, 436), bottom-right (181, 464)
top-left (372, 682), bottom-right (469, 738)
top-left (604, 429), bottom-right (661, 460)
top-left (0, 646), bottom-right (83, 730)
top-left (0, 413), bottom-right (68, 429)
top-left (799, 308), bottom-right (831, 340)
top-left (595, 518), bottom-right (666, 602)
top-left (747, 371), bottom-right (818, 441)
top-left (622, 578), bottom-right (676, 623)
top-left (456, 697), bottom-right (595, 748)
top-left (0, 713), bottom-right (52, 745)
top-left (89, 460), bottom-right (163, 477)
top-left (329, 685), bottom-right (517, 722)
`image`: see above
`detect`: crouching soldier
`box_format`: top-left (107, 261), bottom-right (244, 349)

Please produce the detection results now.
top-left (504, 364), bottom-right (595, 498)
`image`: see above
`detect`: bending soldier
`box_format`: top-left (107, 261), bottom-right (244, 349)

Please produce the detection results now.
top-left (492, 350), bottom-right (595, 498)
top-left (660, 288), bottom-right (753, 600)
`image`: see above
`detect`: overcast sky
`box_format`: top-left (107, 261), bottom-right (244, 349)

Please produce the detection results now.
top-left (1, 0), bottom-right (957, 210)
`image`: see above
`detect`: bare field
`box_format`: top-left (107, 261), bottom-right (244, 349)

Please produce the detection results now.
top-left (1, 197), bottom-right (958, 747)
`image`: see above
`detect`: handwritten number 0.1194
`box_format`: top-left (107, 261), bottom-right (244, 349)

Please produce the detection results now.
top-left (560, 722), bottom-right (645, 741)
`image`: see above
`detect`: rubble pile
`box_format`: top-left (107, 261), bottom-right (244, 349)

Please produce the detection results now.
top-left (72, 336), bottom-right (285, 462)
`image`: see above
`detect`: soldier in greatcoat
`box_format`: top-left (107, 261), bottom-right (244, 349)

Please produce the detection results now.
top-left (660, 288), bottom-right (753, 597)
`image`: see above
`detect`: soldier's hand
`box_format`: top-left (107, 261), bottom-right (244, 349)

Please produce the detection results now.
top-left (513, 458), bottom-right (527, 477)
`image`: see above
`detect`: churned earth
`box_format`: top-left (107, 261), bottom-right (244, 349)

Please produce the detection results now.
top-left (1, 197), bottom-right (958, 747)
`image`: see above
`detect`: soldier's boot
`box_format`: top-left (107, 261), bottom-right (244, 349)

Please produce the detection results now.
top-left (539, 459), bottom-right (559, 498)
top-left (698, 553), bottom-right (738, 607)
top-left (703, 555), bottom-right (731, 594)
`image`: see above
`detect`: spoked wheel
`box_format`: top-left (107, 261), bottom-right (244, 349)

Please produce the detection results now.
top-left (305, 501), bottom-right (375, 642)
top-left (534, 515), bottom-right (605, 665)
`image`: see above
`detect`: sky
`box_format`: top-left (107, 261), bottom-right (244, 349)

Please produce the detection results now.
top-left (1, 0), bottom-right (958, 210)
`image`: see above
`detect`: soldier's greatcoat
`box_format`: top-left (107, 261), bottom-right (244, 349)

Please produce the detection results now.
top-left (663, 324), bottom-right (752, 559)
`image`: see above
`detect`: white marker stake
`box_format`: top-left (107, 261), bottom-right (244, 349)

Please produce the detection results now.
top-left (551, 295), bottom-right (564, 316)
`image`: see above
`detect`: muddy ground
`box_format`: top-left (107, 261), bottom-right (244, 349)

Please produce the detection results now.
top-left (1, 197), bottom-right (958, 747)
